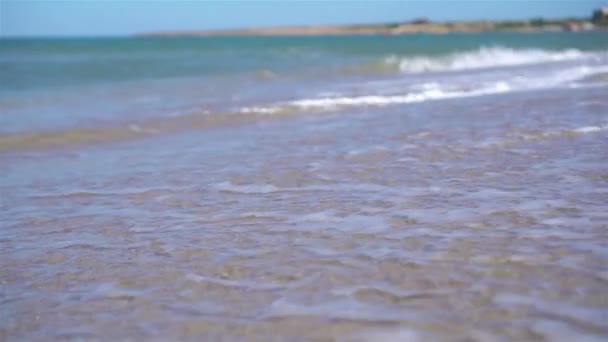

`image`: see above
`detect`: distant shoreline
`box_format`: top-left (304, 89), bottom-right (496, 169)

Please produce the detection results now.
top-left (137, 17), bottom-right (601, 37)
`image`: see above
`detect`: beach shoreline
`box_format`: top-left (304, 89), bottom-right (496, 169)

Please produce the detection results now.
top-left (137, 18), bottom-right (601, 37)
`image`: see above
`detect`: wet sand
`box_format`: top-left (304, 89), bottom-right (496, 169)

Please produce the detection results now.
top-left (2, 85), bottom-right (608, 340)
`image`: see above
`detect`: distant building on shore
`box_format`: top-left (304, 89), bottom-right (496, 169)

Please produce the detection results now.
top-left (563, 21), bottom-right (579, 31)
top-left (563, 21), bottom-right (595, 32)
top-left (592, 7), bottom-right (608, 26)
top-left (410, 18), bottom-right (430, 25)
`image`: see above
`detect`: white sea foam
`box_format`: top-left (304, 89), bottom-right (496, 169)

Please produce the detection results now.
top-left (237, 63), bottom-right (608, 114)
top-left (540, 123), bottom-right (608, 138)
top-left (128, 124), bottom-right (157, 133)
top-left (285, 81), bottom-right (511, 109)
top-left (389, 46), bottom-right (602, 73)
top-left (214, 181), bottom-right (394, 197)
top-left (185, 274), bottom-right (284, 290)
top-left (239, 106), bottom-right (281, 115)
top-left (477, 123), bottom-right (608, 148)
top-left (573, 124), bottom-right (608, 134)
top-left (345, 146), bottom-right (391, 158)
top-left (295, 210), bottom-right (343, 222)
top-left (523, 65), bottom-right (608, 88)
top-left (215, 181), bottom-right (281, 194)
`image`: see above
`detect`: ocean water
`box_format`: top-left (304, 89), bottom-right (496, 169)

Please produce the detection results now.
top-left (2, 32), bottom-right (608, 340)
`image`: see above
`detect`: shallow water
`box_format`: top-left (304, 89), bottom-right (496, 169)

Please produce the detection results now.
top-left (2, 33), bottom-right (608, 341)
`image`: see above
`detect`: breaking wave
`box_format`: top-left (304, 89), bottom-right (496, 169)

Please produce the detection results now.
top-left (285, 82), bottom-right (511, 109)
top-left (384, 46), bottom-right (605, 73)
top-left (3, 46), bottom-right (607, 151)
top-left (240, 63), bottom-right (608, 112)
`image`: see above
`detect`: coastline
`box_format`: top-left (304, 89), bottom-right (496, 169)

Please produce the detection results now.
top-left (137, 18), bottom-right (600, 37)
top-left (3, 16), bottom-right (608, 340)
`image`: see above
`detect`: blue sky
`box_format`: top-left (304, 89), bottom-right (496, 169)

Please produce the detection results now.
top-left (1, 0), bottom-right (604, 37)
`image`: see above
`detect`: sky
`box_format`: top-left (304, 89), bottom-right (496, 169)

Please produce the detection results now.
top-left (1, 0), bottom-right (605, 37)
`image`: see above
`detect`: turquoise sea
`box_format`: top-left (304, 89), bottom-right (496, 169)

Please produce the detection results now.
top-left (1, 32), bottom-right (607, 135)
top-left (2, 32), bottom-right (608, 340)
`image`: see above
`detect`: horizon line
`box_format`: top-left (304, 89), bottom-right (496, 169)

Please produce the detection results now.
top-left (0, 13), bottom-right (593, 39)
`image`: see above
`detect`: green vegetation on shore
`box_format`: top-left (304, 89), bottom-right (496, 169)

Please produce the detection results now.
top-left (139, 11), bottom-right (607, 37)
